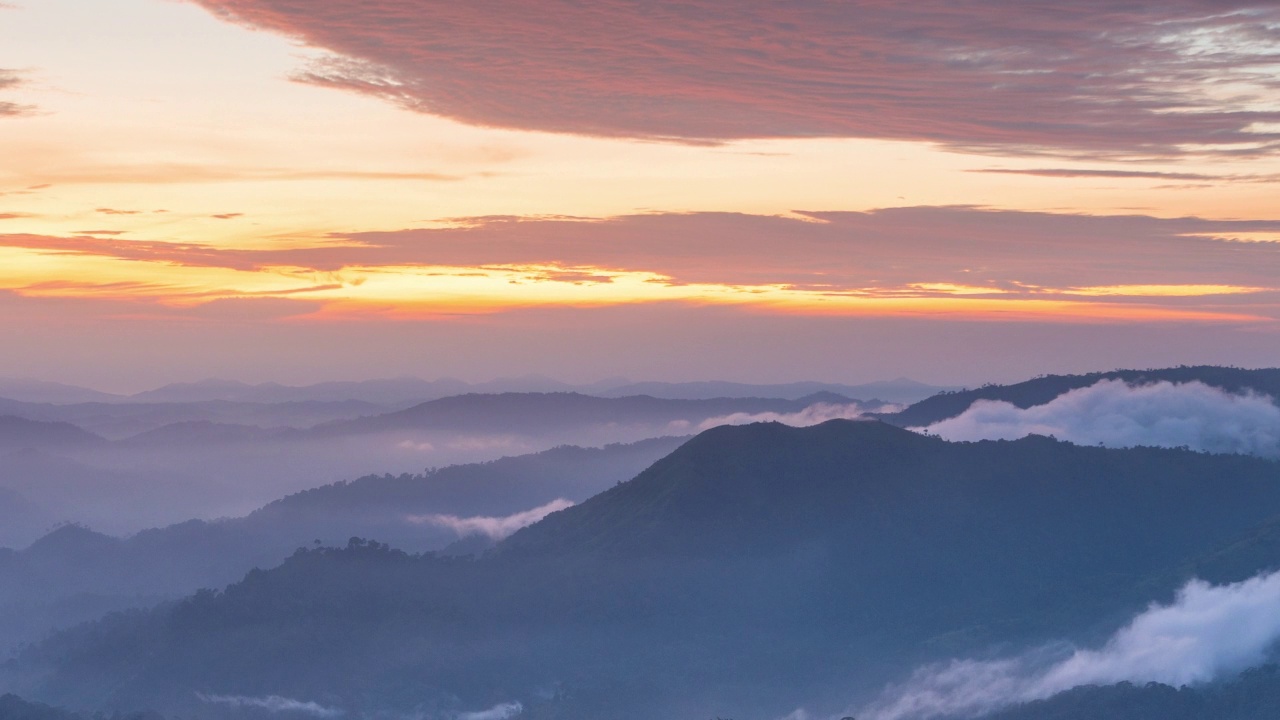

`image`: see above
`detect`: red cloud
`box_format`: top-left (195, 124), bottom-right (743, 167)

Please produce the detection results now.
top-left (191, 1), bottom-right (1280, 156)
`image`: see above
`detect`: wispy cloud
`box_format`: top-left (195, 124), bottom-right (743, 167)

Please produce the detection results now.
top-left (191, 1), bottom-right (1280, 156)
top-left (23, 164), bottom-right (461, 186)
top-left (457, 702), bottom-right (523, 720)
top-left (921, 379), bottom-right (1280, 458)
top-left (859, 570), bottom-right (1280, 720)
top-left (684, 402), bottom-right (882, 432)
top-left (972, 168), bottom-right (1280, 183)
top-left (11, 208), bottom-right (1266, 297)
top-left (197, 693), bottom-right (344, 717)
top-left (0, 69), bottom-right (32, 118)
top-left (4, 208), bottom-right (1280, 322)
top-left (406, 499), bottom-right (574, 540)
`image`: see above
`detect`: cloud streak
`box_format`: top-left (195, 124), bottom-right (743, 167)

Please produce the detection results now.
top-left (860, 570), bottom-right (1280, 720)
top-left (198, 693), bottom-right (344, 717)
top-left (969, 168), bottom-right (1279, 182)
top-left (0, 69), bottom-right (31, 118)
top-left (457, 702), bottom-right (523, 720)
top-left (407, 499), bottom-right (574, 540)
top-left (921, 379), bottom-right (1280, 458)
top-left (14, 207), bottom-right (1279, 294)
top-left (689, 403), bottom-right (881, 432)
top-left (4, 208), bottom-right (1280, 322)
top-left (190, 1), bottom-right (1280, 156)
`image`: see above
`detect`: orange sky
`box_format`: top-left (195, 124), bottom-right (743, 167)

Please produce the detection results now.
top-left (2, 0), bottom-right (1279, 389)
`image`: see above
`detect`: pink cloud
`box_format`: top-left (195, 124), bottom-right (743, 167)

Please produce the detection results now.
top-left (288, 209), bottom-right (1280, 296)
top-left (0, 232), bottom-right (264, 270)
top-left (970, 169), bottom-right (1251, 182)
top-left (5, 208), bottom-right (1280, 299)
top-left (191, 1), bottom-right (1280, 155)
top-left (0, 69), bottom-right (31, 117)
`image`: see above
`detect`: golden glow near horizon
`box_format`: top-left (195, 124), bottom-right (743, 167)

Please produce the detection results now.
top-left (2, 0), bottom-right (1280, 330)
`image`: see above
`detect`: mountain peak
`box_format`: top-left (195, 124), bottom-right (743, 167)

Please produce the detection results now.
top-left (499, 419), bottom-right (936, 556)
top-left (25, 524), bottom-right (120, 558)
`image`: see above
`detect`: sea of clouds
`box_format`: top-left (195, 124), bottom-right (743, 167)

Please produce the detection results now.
top-left (853, 567), bottom-right (1280, 719)
top-left (920, 380), bottom-right (1280, 458)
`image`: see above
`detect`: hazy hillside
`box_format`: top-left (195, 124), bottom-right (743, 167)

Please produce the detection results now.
top-left (118, 376), bottom-right (938, 405)
top-left (12, 421), bottom-right (1280, 719)
top-left (0, 437), bottom-right (686, 654)
top-left (599, 378), bottom-right (948, 403)
top-left (0, 398), bottom-right (393, 440)
top-left (0, 487), bottom-right (50, 550)
top-left (882, 366), bottom-right (1280, 428)
top-left (0, 380), bottom-right (122, 405)
top-left (0, 390), bottom-right (856, 541)
top-left (0, 418), bottom-right (104, 453)
top-left (312, 391), bottom-right (860, 437)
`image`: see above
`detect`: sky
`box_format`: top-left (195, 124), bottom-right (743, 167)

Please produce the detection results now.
top-left (2, 0), bottom-right (1279, 391)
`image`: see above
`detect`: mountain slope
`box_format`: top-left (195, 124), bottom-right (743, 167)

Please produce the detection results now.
top-left (11, 421), bottom-right (1280, 719)
top-left (988, 665), bottom-right (1280, 720)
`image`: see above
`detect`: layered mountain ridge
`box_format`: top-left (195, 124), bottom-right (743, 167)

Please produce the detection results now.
top-left (10, 420), bottom-right (1280, 719)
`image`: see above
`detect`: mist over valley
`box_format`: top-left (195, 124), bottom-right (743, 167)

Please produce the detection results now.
top-left (2, 367), bottom-right (1280, 719)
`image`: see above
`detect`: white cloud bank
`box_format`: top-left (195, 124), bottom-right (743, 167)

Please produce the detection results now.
top-left (406, 499), bottom-right (574, 540)
top-left (859, 569), bottom-right (1280, 720)
top-left (197, 693), bottom-right (344, 717)
top-left (920, 380), bottom-right (1280, 458)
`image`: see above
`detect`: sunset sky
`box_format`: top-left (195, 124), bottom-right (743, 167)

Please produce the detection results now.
top-left (2, 0), bottom-right (1279, 390)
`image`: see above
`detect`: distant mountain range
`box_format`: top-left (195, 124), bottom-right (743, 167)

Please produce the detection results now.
top-left (0, 375), bottom-right (951, 406)
top-left (10, 420), bottom-right (1280, 719)
top-left (311, 391), bottom-right (861, 438)
top-left (0, 436), bottom-right (687, 653)
top-left (0, 391), bottom-right (879, 542)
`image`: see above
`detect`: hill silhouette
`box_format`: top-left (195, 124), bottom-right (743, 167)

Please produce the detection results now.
top-left (0, 417), bottom-right (103, 453)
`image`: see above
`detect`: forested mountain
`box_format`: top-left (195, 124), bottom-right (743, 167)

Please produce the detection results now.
top-left (11, 420), bottom-right (1280, 720)
top-left (0, 437), bottom-right (686, 654)
top-left (989, 666), bottom-right (1280, 720)
top-left (0, 693), bottom-right (161, 720)
top-left (881, 366), bottom-right (1280, 428)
